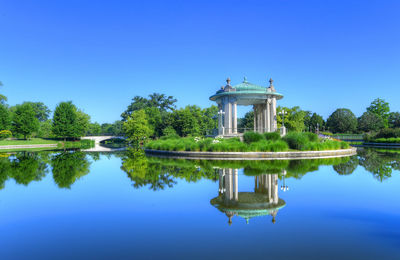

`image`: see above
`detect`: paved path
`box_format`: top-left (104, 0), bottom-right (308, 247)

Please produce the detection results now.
top-left (0, 144), bottom-right (58, 150)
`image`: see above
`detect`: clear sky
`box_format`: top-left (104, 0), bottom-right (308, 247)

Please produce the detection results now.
top-left (0, 0), bottom-right (399, 123)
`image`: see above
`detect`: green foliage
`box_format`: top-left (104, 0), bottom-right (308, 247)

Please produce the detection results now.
top-left (303, 132), bottom-right (318, 142)
top-left (75, 110), bottom-right (91, 137)
top-left (0, 130), bottom-right (12, 140)
top-left (277, 106), bottom-right (307, 132)
top-left (22, 102), bottom-right (51, 122)
top-left (366, 98), bottom-right (390, 127)
top-left (372, 137), bottom-right (400, 143)
top-left (12, 103), bottom-right (40, 139)
top-left (333, 156), bottom-right (359, 175)
top-left (243, 132), bottom-right (264, 144)
top-left (0, 105), bottom-right (10, 130)
top-left (358, 112), bottom-right (385, 132)
top-left (121, 93), bottom-right (177, 121)
top-left (374, 128), bottom-right (400, 139)
top-left (87, 122), bottom-right (101, 135)
top-left (0, 81), bottom-right (7, 105)
top-left (52, 101), bottom-right (78, 139)
top-left (304, 112), bottom-right (325, 132)
top-left (238, 111), bottom-right (254, 130)
top-left (123, 109), bottom-right (153, 147)
top-left (326, 108), bottom-right (357, 133)
top-left (388, 112), bottom-right (400, 128)
top-left (263, 132), bottom-right (281, 141)
top-left (38, 120), bottom-right (53, 138)
top-left (283, 132), bottom-right (309, 150)
top-left (51, 151), bottom-right (91, 188)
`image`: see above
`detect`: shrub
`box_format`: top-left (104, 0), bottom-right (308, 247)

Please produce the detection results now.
top-left (374, 128), bottom-right (400, 139)
top-left (283, 132), bottom-right (308, 150)
top-left (243, 132), bottom-right (264, 144)
top-left (264, 132), bottom-right (281, 141)
top-left (303, 132), bottom-right (318, 142)
top-left (0, 130), bottom-right (12, 140)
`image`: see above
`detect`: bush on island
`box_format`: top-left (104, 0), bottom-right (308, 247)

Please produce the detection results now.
top-left (263, 132), bottom-right (281, 141)
top-left (243, 132), bottom-right (264, 144)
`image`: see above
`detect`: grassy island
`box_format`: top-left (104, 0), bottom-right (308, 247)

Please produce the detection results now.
top-left (145, 132), bottom-right (349, 152)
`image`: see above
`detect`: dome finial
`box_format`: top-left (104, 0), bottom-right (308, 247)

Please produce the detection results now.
top-left (226, 77), bottom-right (231, 86)
top-left (243, 76), bottom-right (247, 83)
top-left (269, 78), bottom-right (274, 87)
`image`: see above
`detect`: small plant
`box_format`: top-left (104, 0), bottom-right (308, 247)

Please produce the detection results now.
top-left (0, 130), bottom-right (12, 140)
top-left (283, 132), bottom-right (308, 150)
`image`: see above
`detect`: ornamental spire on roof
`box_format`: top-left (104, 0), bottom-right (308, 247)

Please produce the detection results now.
top-left (226, 77), bottom-right (231, 86)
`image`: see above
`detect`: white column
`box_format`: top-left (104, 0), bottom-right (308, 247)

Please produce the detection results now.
top-left (269, 102), bottom-right (274, 132)
top-left (233, 169), bottom-right (238, 201)
top-left (224, 98), bottom-right (231, 135)
top-left (232, 102), bottom-right (237, 134)
top-left (253, 105), bottom-right (257, 132)
top-left (272, 174), bottom-right (278, 204)
top-left (272, 97), bottom-right (277, 131)
top-left (266, 100), bottom-right (271, 132)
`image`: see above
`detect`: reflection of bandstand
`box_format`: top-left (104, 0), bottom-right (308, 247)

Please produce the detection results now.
top-left (210, 169), bottom-right (286, 225)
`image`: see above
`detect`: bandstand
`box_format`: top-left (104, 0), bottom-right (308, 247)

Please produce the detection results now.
top-left (209, 77), bottom-right (284, 136)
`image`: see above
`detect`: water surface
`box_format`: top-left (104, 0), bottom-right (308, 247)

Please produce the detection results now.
top-left (0, 148), bottom-right (399, 260)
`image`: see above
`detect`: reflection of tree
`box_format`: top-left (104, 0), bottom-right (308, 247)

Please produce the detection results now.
top-left (0, 156), bottom-right (10, 189)
top-left (333, 156), bottom-right (359, 175)
top-left (121, 149), bottom-right (218, 191)
top-left (51, 151), bottom-right (90, 188)
top-left (9, 152), bottom-right (48, 185)
top-left (358, 149), bottom-right (393, 182)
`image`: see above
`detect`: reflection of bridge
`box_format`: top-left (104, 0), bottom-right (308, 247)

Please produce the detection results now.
top-left (210, 169), bottom-right (286, 225)
top-left (81, 136), bottom-right (125, 144)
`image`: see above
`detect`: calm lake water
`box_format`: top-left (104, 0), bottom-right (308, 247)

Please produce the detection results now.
top-left (0, 148), bottom-right (399, 260)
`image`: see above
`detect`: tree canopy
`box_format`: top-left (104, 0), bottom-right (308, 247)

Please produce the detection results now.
top-left (366, 98), bottom-right (390, 127)
top-left (12, 103), bottom-right (39, 139)
top-left (123, 109), bottom-right (153, 147)
top-left (326, 108), bottom-right (357, 133)
top-left (358, 112), bottom-right (385, 132)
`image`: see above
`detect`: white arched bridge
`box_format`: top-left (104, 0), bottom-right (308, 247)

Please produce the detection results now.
top-left (81, 136), bottom-right (126, 144)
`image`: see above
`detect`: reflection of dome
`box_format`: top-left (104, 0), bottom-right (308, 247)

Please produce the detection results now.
top-left (210, 192), bottom-right (286, 224)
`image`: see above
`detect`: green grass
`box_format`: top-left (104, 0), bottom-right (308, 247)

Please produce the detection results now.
top-left (146, 133), bottom-right (348, 153)
top-left (0, 138), bottom-right (59, 145)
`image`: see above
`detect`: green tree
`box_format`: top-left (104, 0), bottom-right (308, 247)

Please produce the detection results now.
top-left (238, 110), bottom-right (254, 130)
top-left (121, 93), bottom-right (177, 121)
top-left (38, 119), bottom-right (53, 138)
top-left (326, 108), bottom-right (357, 133)
top-left (22, 102), bottom-right (50, 122)
top-left (52, 101), bottom-right (77, 140)
top-left (277, 106), bottom-right (307, 132)
top-left (308, 113), bottom-right (325, 132)
top-left (123, 110), bottom-right (153, 147)
top-left (0, 105), bottom-right (10, 130)
top-left (51, 151), bottom-right (91, 188)
top-left (74, 110), bottom-right (90, 137)
top-left (366, 98), bottom-right (390, 127)
top-left (87, 122), bottom-right (101, 135)
top-left (358, 112), bottom-right (385, 132)
top-left (388, 112), bottom-right (400, 128)
top-left (171, 106), bottom-right (201, 136)
top-left (333, 156), bottom-right (359, 175)
top-left (12, 103), bottom-right (39, 139)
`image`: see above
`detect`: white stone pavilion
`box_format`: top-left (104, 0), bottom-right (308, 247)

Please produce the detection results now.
top-left (209, 77), bottom-right (284, 136)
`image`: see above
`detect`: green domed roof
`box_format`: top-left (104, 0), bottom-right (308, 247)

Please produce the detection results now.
top-left (209, 77), bottom-right (284, 102)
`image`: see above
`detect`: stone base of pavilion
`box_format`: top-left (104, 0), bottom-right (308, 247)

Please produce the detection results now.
top-left (144, 147), bottom-right (357, 160)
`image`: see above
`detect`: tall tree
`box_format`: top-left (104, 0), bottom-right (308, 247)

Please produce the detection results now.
top-left (238, 111), bottom-right (254, 130)
top-left (74, 110), bottom-right (90, 137)
top-left (123, 110), bottom-right (153, 147)
top-left (12, 103), bottom-right (39, 139)
top-left (0, 105), bottom-right (10, 130)
top-left (52, 101), bottom-right (77, 140)
top-left (326, 108), bottom-right (357, 133)
top-left (277, 106), bottom-right (307, 132)
top-left (366, 98), bottom-right (390, 127)
top-left (358, 112), bottom-right (385, 132)
top-left (38, 120), bottom-right (53, 138)
top-left (23, 102), bottom-right (51, 122)
top-left (121, 93), bottom-right (177, 121)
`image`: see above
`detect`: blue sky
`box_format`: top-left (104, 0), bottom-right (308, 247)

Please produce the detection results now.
top-left (0, 0), bottom-right (399, 123)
